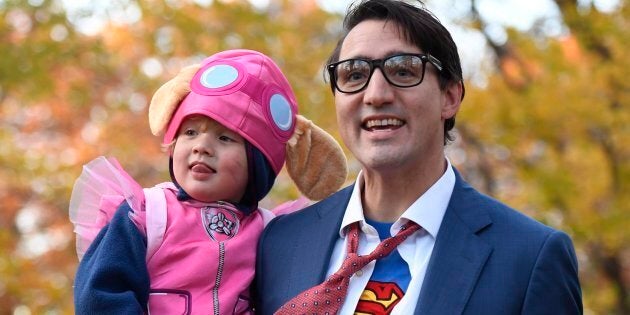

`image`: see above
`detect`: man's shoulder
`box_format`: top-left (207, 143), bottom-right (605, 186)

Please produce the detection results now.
top-left (276, 185), bottom-right (352, 222)
top-left (451, 175), bottom-right (558, 238)
top-left (447, 182), bottom-right (573, 271)
top-left (262, 185), bottom-right (353, 237)
top-left (480, 191), bottom-right (555, 234)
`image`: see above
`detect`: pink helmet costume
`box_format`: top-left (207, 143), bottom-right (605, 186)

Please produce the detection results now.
top-left (70, 49), bottom-right (348, 314)
top-left (165, 49), bottom-right (297, 172)
top-left (163, 50), bottom-right (298, 213)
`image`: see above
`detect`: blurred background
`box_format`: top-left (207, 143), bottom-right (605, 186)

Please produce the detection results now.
top-left (0, 0), bottom-right (628, 313)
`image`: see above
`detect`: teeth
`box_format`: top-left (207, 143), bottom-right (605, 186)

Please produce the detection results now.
top-left (365, 119), bottom-right (403, 128)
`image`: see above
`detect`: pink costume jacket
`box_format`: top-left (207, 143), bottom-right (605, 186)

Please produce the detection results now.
top-left (70, 157), bottom-right (305, 314)
top-left (144, 185), bottom-right (270, 314)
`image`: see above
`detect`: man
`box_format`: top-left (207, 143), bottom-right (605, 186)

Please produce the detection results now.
top-left (255, 0), bottom-right (582, 314)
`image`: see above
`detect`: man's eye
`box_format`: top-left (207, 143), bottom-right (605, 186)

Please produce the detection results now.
top-left (390, 65), bottom-right (417, 77)
top-left (337, 61), bottom-right (369, 84)
top-left (347, 71), bottom-right (367, 82)
top-left (387, 64), bottom-right (422, 84)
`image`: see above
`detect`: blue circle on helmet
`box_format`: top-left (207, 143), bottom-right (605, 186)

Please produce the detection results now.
top-left (269, 94), bottom-right (293, 131)
top-left (200, 64), bottom-right (239, 88)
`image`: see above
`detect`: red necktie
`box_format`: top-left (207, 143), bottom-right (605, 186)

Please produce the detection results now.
top-left (275, 221), bottom-right (421, 315)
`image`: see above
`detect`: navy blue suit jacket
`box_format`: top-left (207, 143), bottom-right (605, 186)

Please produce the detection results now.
top-left (255, 169), bottom-right (582, 314)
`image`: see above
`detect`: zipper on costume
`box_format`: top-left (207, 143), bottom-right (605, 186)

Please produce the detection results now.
top-left (213, 241), bottom-right (226, 315)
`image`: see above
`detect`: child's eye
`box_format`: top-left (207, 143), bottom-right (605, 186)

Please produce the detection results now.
top-left (183, 128), bottom-right (198, 136)
top-left (219, 135), bottom-right (235, 142)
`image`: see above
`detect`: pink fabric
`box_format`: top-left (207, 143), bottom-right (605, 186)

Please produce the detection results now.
top-left (271, 195), bottom-right (311, 216)
top-left (69, 156), bottom-right (145, 260)
top-left (163, 49), bottom-right (298, 174)
top-left (143, 185), bottom-right (172, 260)
top-left (144, 188), bottom-right (262, 315)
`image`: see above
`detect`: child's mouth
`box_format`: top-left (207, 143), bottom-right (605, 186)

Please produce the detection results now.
top-left (191, 162), bottom-right (216, 173)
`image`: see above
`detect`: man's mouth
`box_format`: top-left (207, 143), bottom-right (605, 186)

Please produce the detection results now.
top-left (362, 118), bottom-right (405, 131)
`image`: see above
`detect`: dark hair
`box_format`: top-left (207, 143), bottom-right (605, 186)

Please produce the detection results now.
top-left (326, 0), bottom-right (465, 143)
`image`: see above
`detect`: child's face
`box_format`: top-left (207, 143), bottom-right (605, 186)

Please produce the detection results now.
top-left (172, 115), bottom-right (248, 203)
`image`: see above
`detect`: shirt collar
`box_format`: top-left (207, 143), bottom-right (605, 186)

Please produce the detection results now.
top-left (339, 157), bottom-right (455, 239)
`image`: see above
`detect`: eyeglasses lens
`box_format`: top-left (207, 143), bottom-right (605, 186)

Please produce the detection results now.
top-left (334, 55), bottom-right (425, 93)
top-left (335, 60), bottom-right (371, 92)
top-left (384, 55), bottom-right (424, 86)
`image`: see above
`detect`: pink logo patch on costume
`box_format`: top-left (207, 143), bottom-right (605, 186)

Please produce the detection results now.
top-left (201, 206), bottom-right (240, 242)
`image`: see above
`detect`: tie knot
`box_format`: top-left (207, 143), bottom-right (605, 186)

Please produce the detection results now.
top-left (339, 253), bottom-right (370, 276)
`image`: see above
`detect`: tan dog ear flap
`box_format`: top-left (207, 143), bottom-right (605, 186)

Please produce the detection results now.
top-left (286, 115), bottom-right (348, 200)
top-left (148, 64), bottom-right (201, 136)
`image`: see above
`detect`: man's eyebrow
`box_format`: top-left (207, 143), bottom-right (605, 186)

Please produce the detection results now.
top-left (341, 50), bottom-right (422, 60)
top-left (385, 49), bottom-right (417, 56)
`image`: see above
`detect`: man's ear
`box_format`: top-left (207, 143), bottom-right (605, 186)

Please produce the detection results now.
top-left (441, 81), bottom-right (463, 120)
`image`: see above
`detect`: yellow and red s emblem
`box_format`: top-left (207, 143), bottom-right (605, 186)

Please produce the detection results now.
top-left (355, 281), bottom-right (404, 315)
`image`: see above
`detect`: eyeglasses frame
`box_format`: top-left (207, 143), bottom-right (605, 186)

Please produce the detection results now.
top-left (327, 53), bottom-right (443, 94)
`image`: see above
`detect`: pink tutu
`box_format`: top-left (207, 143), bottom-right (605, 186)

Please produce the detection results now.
top-left (69, 156), bottom-right (145, 260)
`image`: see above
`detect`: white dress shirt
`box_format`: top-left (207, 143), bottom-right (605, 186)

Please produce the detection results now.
top-left (326, 158), bottom-right (456, 315)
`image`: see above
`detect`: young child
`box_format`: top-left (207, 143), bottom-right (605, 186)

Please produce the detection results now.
top-left (69, 49), bottom-right (347, 314)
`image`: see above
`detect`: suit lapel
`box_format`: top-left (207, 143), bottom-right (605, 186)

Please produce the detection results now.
top-left (415, 171), bottom-right (493, 315)
top-left (287, 186), bottom-right (353, 293)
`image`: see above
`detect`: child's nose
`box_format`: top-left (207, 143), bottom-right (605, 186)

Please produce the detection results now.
top-left (192, 137), bottom-right (215, 156)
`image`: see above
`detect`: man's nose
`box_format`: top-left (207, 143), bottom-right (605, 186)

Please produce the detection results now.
top-left (363, 68), bottom-right (394, 107)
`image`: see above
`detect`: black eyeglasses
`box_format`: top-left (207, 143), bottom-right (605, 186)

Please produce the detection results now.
top-left (327, 53), bottom-right (443, 94)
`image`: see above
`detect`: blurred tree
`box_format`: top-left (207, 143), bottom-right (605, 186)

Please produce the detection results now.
top-left (458, 0), bottom-right (629, 313)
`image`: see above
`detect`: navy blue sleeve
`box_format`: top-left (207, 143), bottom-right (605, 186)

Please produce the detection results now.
top-left (521, 231), bottom-right (583, 314)
top-left (74, 202), bottom-right (150, 314)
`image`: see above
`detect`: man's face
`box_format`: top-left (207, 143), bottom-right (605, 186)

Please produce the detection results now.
top-left (334, 19), bottom-right (460, 173)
